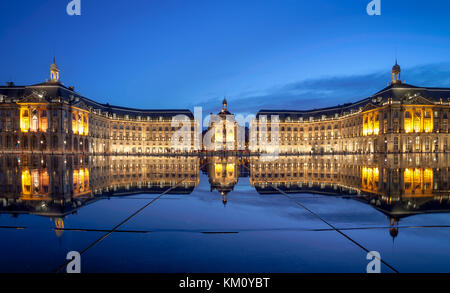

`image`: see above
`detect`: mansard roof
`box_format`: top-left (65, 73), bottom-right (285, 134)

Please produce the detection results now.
top-left (257, 82), bottom-right (450, 119)
top-left (371, 82), bottom-right (450, 103)
top-left (0, 81), bottom-right (194, 119)
top-left (257, 97), bottom-right (372, 120)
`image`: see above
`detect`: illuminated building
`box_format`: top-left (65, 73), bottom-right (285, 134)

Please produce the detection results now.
top-left (0, 154), bottom-right (200, 227)
top-left (206, 156), bottom-right (241, 204)
top-left (249, 153), bottom-right (450, 237)
top-left (2, 60), bottom-right (450, 154)
top-left (203, 99), bottom-right (245, 151)
top-left (0, 153), bottom-right (449, 240)
top-left (250, 62), bottom-right (450, 154)
top-left (0, 60), bottom-right (200, 154)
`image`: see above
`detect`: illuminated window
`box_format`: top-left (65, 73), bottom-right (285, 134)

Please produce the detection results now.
top-left (31, 110), bottom-right (38, 132)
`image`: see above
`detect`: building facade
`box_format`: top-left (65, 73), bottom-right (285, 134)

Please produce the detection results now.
top-left (203, 98), bottom-right (245, 151)
top-left (2, 61), bottom-right (450, 155)
top-left (0, 61), bottom-right (200, 154)
top-left (250, 62), bottom-right (450, 154)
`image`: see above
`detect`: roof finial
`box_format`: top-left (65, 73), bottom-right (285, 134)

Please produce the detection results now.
top-left (50, 57), bottom-right (60, 82)
top-left (392, 59), bottom-right (401, 84)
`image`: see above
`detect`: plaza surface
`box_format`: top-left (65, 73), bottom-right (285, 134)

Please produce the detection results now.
top-left (0, 155), bottom-right (449, 273)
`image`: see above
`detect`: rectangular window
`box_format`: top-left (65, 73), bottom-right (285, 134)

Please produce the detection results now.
top-left (425, 137), bottom-right (430, 151)
top-left (406, 139), bottom-right (411, 151)
top-left (394, 137), bottom-right (399, 151)
top-left (415, 136), bottom-right (420, 151)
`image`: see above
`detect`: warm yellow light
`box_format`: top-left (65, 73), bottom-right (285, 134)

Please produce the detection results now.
top-left (404, 111), bottom-right (413, 133)
top-left (83, 115), bottom-right (89, 136)
top-left (405, 124), bottom-right (412, 133)
top-left (78, 117), bottom-right (84, 134)
top-left (20, 109), bottom-right (29, 133)
top-left (362, 167), bottom-right (379, 191)
top-left (215, 133), bottom-right (223, 142)
top-left (21, 169), bottom-right (31, 195)
top-left (424, 116), bottom-right (433, 133)
top-left (226, 163), bottom-right (235, 174)
top-left (215, 163), bottom-right (223, 175)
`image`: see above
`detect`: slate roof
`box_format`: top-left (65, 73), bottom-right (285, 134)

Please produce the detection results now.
top-left (0, 81), bottom-right (194, 119)
top-left (257, 82), bottom-right (450, 120)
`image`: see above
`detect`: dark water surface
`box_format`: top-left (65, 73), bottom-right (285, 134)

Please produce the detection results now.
top-left (0, 154), bottom-right (449, 273)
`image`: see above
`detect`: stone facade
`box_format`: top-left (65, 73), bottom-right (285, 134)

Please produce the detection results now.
top-left (0, 61), bottom-right (200, 155)
top-left (2, 61), bottom-right (450, 155)
top-left (250, 63), bottom-right (450, 154)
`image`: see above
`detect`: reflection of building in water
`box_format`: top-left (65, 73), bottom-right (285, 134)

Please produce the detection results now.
top-left (0, 155), bottom-right (199, 236)
top-left (0, 155), bottom-right (93, 237)
top-left (204, 156), bottom-right (248, 205)
top-left (91, 156), bottom-right (200, 195)
top-left (0, 60), bottom-right (199, 154)
top-left (250, 62), bottom-right (450, 154)
top-left (250, 154), bottom-right (450, 238)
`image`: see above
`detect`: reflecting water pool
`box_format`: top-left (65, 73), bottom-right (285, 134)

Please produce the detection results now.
top-left (0, 153), bottom-right (450, 273)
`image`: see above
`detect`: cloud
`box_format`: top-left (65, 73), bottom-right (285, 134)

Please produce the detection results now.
top-left (194, 62), bottom-right (450, 116)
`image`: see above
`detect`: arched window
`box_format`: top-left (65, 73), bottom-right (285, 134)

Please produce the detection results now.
top-left (31, 110), bottom-right (38, 132)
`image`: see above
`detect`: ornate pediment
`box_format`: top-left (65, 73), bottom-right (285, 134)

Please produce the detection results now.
top-left (403, 95), bottom-right (434, 105)
top-left (71, 99), bottom-right (90, 111)
top-left (361, 102), bottom-right (379, 113)
top-left (18, 90), bottom-right (49, 104)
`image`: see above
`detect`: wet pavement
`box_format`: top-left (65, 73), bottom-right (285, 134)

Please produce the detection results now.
top-left (0, 154), bottom-right (449, 273)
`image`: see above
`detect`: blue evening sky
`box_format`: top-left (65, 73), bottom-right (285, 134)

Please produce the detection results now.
top-left (1, 0), bottom-right (450, 115)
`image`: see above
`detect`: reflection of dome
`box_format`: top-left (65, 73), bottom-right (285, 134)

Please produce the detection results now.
top-left (389, 227), bottom-right (399, 239)
top-left (55, 229), bottom-right (64, 238)
top-left (221, 192), bottom-right (228, 206)
top-left (389, 217), bottom-right (399, 242)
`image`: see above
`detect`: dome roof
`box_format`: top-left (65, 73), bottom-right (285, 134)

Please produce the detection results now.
top-left (392, 61), bottom-right (401, 73)
top-left (50, 63), bottom-right (59, 72)
top-left (219, 97), bottom-right (231, 115)
top-left (50, 58), bottom-right (59, 72)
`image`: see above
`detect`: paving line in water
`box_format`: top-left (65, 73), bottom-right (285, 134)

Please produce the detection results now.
top-left (269, 183), bottom-right (400, 273)
top-left (32, 225), bottom-right (450, 234)
top-left (53, 171), bottom-right (196, 273)
top-left (242, 162), bottom-right (400, 272)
